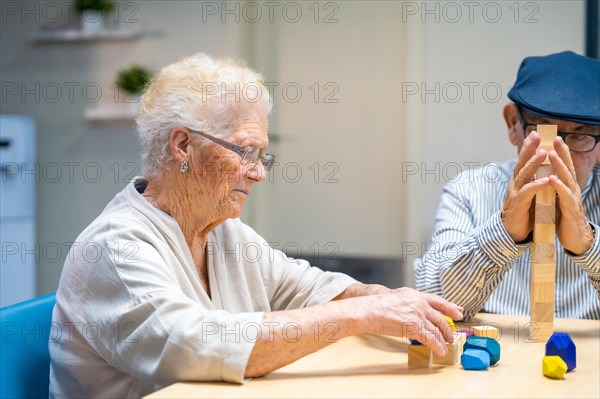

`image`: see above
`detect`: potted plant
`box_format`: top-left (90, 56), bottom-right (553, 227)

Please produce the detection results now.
top-left (75, 0), bottom-right (114, 32)
top-left (116, 65), bottom-right (152, 111)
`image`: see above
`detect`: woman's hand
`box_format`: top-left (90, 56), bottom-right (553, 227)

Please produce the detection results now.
top-left (360, 288), bottom-right (463, 357)
top-left (246, 287), bottom-right (463, 377)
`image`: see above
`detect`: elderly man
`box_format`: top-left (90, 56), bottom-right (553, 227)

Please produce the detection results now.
top-left (49, 53), bottom-right (462, 398)
top-left (415, 51), bottom-right (600, 320)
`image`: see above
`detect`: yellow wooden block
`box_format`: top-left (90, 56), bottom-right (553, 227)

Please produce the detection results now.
top-left (543, 355), bottom-right (567, 379)
top-left (531, 302), bottom-right (554, 322)
top-left (473, 326), bottom-right (500, 340)
top-left (433, 336), bottom-right (461, 365)
top-left (408, 344), bottom-right (432, 368)
top-left (531, 263), bottom-right (555, 282)
top-left (533, 224), bottom-right (555, 244)
top-left (444, 315), bottom-right (456, 332)
top-left (531, 281), bottom-right (555, 302)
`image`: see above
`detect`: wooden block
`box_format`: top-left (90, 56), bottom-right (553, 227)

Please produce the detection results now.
top-left (408, 344), bottom-right (432, 368)
top-left (531, 302), bottom-right (554, 322)
top-left (530, 263), bottom-right (555, 281)
top-left (546, 332), bottom-right (576, 371)
top-left (464, 336), bottom-right (501, 365)
top-left (529, 321), bottom-right (553, 341)
top-left (541, 154), bottom-right (552, 165)
top-left (537, 125), bottom-right (557, 146)
top-left (536, 187), bottom-right (556, 206)
top-left (537, 164), bottom-right (554, 178)
top-left (531, 281), bottom-right (555, 302)
top-left (454, 331), bottom-right (467, 359)
top-left (534, 204), bottom-right (555, 224)
top-left (444, 315), bottom-right (456, 332)
top-left (461, 348), bottom-right (490, 370)
top-left (433, 336), bottom-right (461, 365)
top-left (543, 356), bottom-right (567, 379)
top-left (536, 125), bottom-right (556, 166)
top-left (456, 333), bottom-right (466, 356)
top-left (533, 224), bottom-right (555, 244)
top-left (473, 326), bottom-right (500, 341)
top-left (531, 244), bottom-right (556, 265)
top-left (455, 332), bottom-right (468, 351)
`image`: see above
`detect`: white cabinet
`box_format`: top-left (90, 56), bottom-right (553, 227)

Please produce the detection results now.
top-left (0, 116), bottom-right (36, 307)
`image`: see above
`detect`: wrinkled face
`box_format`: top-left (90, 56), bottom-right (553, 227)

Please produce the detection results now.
top-left (190, 104), bottom-right (269, 221)
top-left (515, 108), bottom-right (600, 189)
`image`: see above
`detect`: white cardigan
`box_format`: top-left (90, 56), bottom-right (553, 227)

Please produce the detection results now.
top-left (49, 179), bottom-right (356, 398)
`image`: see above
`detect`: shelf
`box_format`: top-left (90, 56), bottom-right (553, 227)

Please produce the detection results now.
top-left (85, 103), bottom-right (139, 122)
top-left (32, 27), bottom-right (142, 42)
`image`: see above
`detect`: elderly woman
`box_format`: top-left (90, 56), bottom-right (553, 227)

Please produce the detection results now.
top-left (49, 54), bottom-right (462, 398)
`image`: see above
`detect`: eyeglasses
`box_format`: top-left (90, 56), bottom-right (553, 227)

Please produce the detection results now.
top-left (186, 128), bottom-right (276, 172)
top-left (516, 108), bottom-right (600, 153)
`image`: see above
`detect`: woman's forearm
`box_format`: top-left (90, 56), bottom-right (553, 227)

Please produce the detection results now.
top-left (245, 297), bottom-right (370, 377)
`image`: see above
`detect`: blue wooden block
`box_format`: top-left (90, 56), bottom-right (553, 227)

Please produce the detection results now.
top-left (464, 336), bottom-right (501, 365)
top-left (461, 349), bottom-right (490, 370)
top-left (546, 332), bottom-right (576, 372)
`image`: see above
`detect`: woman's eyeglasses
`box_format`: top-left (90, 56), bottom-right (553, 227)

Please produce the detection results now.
top-left (186, 128), bottom-right (276, 172)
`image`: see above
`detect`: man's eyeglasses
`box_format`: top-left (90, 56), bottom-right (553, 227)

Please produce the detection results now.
top-left (516, 108), bottom-right (600, 153)
top-left (186, 128), bottom-right (276, 172)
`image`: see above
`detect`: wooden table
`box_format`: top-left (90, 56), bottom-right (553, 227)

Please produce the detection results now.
top-left (146, 314), bottom-right (600, 398)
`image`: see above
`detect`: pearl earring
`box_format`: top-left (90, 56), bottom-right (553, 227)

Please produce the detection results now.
top-left (179, 159), bottom-right (189, 173)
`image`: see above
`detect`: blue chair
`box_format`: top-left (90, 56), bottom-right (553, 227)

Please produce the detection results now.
top-left (0, 293), bottom-right (56, 399)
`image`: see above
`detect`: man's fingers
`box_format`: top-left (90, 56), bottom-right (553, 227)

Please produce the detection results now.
top-left (548, 151), bottom-right (578, 191)
top-left (515, 132), bottom-right (541, 177)
top-left (548, 175), bottom-right (575, 208)
top-left (519, 176), bottom-right (550, 202)
top-left (514, 150), bottom-right (546, 189)
top-left (553, 137), bottom-right (577, 176)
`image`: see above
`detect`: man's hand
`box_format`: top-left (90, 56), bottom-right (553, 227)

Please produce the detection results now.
top-left (548, 137), bottom-right (594, 255)
top-left (363, 288), bottom-right (463, 357)
top-left (502, 132), bottom-right (551, 242)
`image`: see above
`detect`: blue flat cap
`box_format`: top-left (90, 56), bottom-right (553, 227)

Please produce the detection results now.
top-left (507, 51), bottom-right (600, 125)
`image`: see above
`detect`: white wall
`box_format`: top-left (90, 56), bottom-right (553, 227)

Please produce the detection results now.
top-left (0, 0), bottom-right (586, 296)
top-left (247, 1), bottom-right (411, 263)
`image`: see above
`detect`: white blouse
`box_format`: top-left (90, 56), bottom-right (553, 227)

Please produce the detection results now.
top-left (49, 179), bottom-right (356, 398)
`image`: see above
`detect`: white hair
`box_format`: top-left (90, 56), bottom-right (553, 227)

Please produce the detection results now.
top-left (136, 53), bottom-right (273, 179)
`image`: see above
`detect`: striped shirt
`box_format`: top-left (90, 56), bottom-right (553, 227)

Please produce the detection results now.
top-left (415, 161), bottom-right (600, 320)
